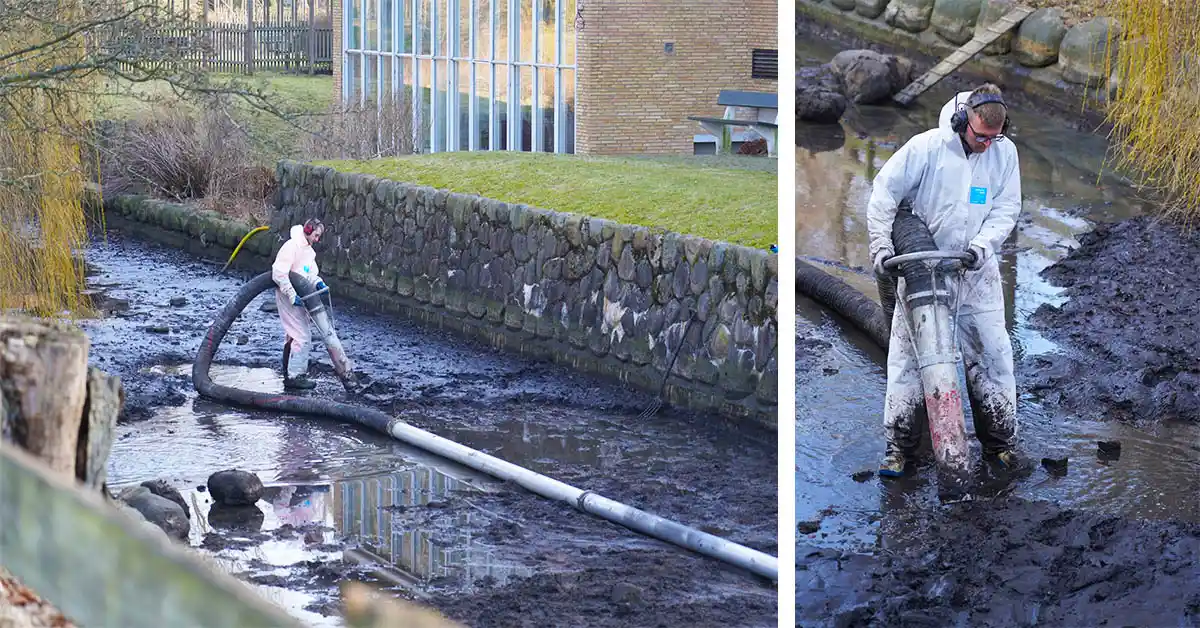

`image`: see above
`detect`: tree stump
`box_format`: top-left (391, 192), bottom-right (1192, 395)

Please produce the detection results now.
top-left (0, 316), bottom-right (122, 487)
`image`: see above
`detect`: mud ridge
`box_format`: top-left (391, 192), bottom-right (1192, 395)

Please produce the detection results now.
top-left (1025, 216), bottom-right (1200, 424)
top-left (798, 496), bottom-right (1200, 627)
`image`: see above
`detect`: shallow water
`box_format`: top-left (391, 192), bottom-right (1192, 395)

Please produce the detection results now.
top-left (796, 39), bottom-right (1200, 550)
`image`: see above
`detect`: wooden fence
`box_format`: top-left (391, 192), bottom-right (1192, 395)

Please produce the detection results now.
top-left (106, 22), bottom-right (333, 75)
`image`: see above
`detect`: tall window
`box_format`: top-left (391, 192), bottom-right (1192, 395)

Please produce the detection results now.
top-left (343, 0), bottom-right (577, 153)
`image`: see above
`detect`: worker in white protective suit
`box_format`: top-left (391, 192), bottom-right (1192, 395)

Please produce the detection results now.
top-left (866, 84), bottom-right (1022, 476)
top-left (273, 218), bottom-right (328, 390)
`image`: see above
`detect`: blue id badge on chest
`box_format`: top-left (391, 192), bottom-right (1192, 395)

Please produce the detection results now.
top-left (969, 186), bottom-right (988, 205)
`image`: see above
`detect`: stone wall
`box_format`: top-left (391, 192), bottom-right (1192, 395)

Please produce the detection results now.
top-left (799, 0), bottom-right (1120, 111)
top-left (97, 168), bottom-right (779, 427)
top-left (273, 161), bottom-right (777, 426)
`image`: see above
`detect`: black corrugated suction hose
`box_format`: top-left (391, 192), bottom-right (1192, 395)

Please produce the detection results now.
top-left (797, 205), bottom-right (943, 351)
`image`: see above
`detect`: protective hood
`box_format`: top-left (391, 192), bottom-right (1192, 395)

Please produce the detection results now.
top-left (289, 224), bottom-right (309, 244)
top-left (938, 91), bottom-right (974, 132)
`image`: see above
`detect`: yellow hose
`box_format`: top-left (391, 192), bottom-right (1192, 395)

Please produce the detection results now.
top-left (222, 225), bottom-right (270, 273)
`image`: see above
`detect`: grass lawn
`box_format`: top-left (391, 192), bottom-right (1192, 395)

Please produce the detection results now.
top-left (319, 152), bottom-right (777, 249)
top-left (96, 73), bottom-right (335, 160)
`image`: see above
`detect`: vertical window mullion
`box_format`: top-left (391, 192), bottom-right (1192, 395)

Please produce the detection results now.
top-left (530, 0), bottom-right (541, 152)
top-left (507, 0), bottom-right (518, 151)
top-left (412, 0), bottom-right (421, 151)
top-left (468, 0), bottom-right (478, 150)
top-left (553, 0), bottom-right (562, 153)
top-left (488, 0), bottom-right (497, 150)
top-left (447, 0), bottom-right (457, 151)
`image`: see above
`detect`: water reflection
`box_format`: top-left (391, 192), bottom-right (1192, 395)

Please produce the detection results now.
top-left (334, 469), bottom-right (535, 589)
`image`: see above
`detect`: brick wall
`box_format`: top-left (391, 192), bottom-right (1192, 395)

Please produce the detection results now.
top-left (576, 0), bottom-right (778, 155)
top-left (328, 0), bottom-right (778, 154)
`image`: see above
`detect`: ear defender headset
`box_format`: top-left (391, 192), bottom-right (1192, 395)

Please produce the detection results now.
top-left (950, 92), bottom-right (1011, 137)
top-left (303, 218), bottom-right (324, 236)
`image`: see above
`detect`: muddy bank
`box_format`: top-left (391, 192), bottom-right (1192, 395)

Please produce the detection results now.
top-left (799, 496), bottom-right (1200, 627)
top-left (795, 13), bottom-right (1109, 133)
top-left (86, 229), bottom-right (776, 627)
top-left (1026, 216), bottom-right (1200, 424)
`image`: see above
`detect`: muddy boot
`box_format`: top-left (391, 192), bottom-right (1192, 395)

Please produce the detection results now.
top-left (989, 449), bottom-right (1019, 469)
top-left (879, 448), bottom-right (907, 478)
top-left (281, 339), bottom-right (291, 377)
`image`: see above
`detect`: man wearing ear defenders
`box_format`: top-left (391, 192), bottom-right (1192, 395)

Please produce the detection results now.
top-left (272, 218), bottom-right (328, 390)
top-left (865, 83), bottom-right (1022, 476)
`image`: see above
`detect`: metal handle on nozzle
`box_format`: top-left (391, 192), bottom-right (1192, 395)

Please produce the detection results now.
top-left (882, 251), bottom-right (974, 275)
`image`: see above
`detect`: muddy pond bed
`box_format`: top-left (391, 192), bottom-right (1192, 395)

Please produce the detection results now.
top-left (797, 21), bottom-right (1200, 628)
top-left (82, 228), bottom-right (777, 627)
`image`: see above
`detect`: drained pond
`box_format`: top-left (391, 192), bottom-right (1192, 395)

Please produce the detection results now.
top-left (81, 227), bottom-right (777, 627)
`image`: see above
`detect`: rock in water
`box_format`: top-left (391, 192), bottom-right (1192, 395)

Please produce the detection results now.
top-left (141, 479), bottom-right (191, 519)
top-left (830, 50), bottom-right (915, 105)
top-left (118, 486), bottom-right (190, 540)
top-left (797, 64), bottom-right (848, 124)
top-left (207, 469), bottom-right (265, 506)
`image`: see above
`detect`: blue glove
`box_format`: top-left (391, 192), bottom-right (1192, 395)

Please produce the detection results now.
top-left (315, 280), bottom-right (327, 291)
top-left (293, 295), bottom-right (303, 307)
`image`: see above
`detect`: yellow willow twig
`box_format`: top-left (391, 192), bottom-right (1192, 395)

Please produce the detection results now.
top-left (0, 0), bottom-right (96, 319)
top-left (1102, 0), bottom-right (1200, 226)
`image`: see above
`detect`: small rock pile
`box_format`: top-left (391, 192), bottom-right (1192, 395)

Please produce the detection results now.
top-left (113, 469), bottom-right (266, 540)
top-left (798, 49), bottom-right (915, 124)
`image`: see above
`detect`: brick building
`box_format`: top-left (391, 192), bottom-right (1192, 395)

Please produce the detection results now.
top-left (332, 0), bottom-right (777, 155)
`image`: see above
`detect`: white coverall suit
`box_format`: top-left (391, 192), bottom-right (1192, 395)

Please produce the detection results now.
top-left (273, 224), bottom-right (325, 380)
top-left (866, 91), bottom-right (1021, 458)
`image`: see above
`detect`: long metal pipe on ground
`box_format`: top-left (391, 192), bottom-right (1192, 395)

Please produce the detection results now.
top-left (193, 272), bottom-right (778, 581)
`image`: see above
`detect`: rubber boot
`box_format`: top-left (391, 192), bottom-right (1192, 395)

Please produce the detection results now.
top-left (282, 338), bottom-right (316, 391)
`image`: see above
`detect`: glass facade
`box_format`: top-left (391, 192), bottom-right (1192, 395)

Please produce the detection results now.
top-left (342, 0), bottom-right (577, 153)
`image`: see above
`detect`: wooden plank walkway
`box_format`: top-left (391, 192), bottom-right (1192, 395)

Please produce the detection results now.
top-left (893, 5), bottom-right (1035, 106)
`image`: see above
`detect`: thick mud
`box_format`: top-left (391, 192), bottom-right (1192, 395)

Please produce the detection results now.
top-left (1027, 216), bottom-right (1200, 425)
top-left (800, 496), bottom-right (1200, 627)
top-left (84, 229), bottom-right (776, 627)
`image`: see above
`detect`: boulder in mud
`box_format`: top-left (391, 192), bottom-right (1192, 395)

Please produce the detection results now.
top-left (1059, 17), bottom-right (1120, 85)
top-left (885, 0), bottom-right (935, 33)
top-left (855, 0), bottom-right (888, 19)
top-left (975, 0), bottom-right (1018, 55)
top-left (207, 469), bottom-right (265, 506)
top-left (797, 65), bottom-right (848, 124)
top-left (140, 479), bottom-right (190, 519)
top-left (829, 0), bottom-right (856, 10)
top-left (1014, 8), bottom-right (1068, 67)
top-left (118, 485), bottom-right (190, 540)
top-left (931, 0), bottom-right (982, 45)
top-left (830, 50), bottom-right (915, 105)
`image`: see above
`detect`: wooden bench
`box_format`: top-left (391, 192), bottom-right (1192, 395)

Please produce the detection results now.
top-left (689, 90), bottom-right (778, 156)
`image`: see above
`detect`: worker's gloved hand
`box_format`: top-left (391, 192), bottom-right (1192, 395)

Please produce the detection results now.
top-left (293, 295), bottom-right (303, 307)
top-left (964, 245), bottom-right (986, 271)
top-left (315, 280), bottom-right (327, 291)
top-left (873, 249), bottom-right (893, 277)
